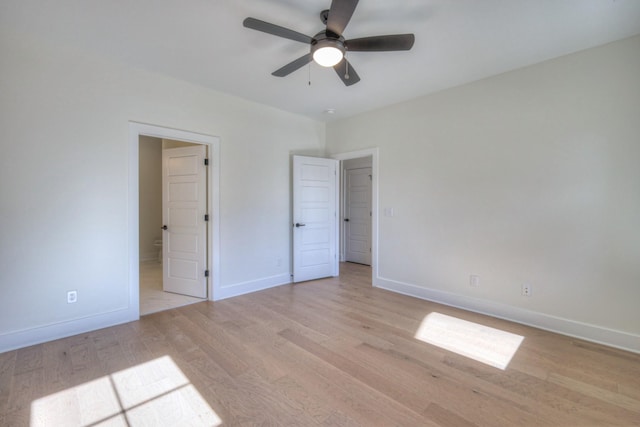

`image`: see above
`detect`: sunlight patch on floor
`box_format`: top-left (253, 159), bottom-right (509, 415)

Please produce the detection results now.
top-left (30, 355), bottom-right (222, 426)
top-left (415, 312), bottom-right (524, 370)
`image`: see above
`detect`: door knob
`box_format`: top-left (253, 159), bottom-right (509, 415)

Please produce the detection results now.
top-left (161, 225), bottom-right (168, 230)
top-left (344, 218), bottom-right (350, 222)
top-left (295, 223), bottom-right (306, 228)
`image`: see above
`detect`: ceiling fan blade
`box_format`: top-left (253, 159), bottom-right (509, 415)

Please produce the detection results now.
top-left (326, 0), bottom-right (359, 36)
top-left (333, 59), bottom-right (360, 86)
top-left (243, 17), bottom-right (312, 44)
top-left (346, 34), bottom-right (415, 51)
top-left (272, 53), bottom-right (314, 77)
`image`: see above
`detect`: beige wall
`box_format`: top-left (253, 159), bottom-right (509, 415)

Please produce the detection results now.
top-left (343, 156), bottom-right (372, 170)
top-left (138, 136), bottom-right (162, 261)
top-left (327, 35), bottom-right (640, 350)
top-left (162, 138), bottom-right (198, 149)
top-left (137, 138), bottom-right (200, 261)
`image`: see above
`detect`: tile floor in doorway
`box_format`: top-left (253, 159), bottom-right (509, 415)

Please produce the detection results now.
top-left (140, 261), bottom-right (205, 315)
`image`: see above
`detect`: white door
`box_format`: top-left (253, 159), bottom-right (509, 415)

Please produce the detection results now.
top-left (293, 156), bottom-right (338, 282)
top-left (345, 167), bottom-right (372, 265)
top-left (162, 146), bottom-right (207, 298)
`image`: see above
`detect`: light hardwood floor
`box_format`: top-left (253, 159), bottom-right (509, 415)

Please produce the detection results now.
top-left (2, 262), bottom-right (639, 426)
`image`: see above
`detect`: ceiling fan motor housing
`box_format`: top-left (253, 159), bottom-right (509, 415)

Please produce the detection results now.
top-left (320, 9), bottom-right (330, 25)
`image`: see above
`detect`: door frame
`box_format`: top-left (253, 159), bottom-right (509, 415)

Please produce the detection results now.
top-left (332, 148), bottom-right (379, 284)
top-left (128, 122), bottom-right (221, 321)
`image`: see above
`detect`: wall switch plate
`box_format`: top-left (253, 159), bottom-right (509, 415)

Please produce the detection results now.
top-left (522, 284), bottom-right (532, 297)
top-left (67, 290), bottom-right (78, 304)
top-left (384, 207), bottom-right (394, 217)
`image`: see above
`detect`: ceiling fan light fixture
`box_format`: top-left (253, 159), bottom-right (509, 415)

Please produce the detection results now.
top-left (313, 46), bottom-right (343, 67)
top-left (311, 36), bottom-right (345, 67)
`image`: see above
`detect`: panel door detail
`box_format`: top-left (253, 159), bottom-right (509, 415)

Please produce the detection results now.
top-left (162, 145), bottom-right (207, 298)
top-left (293, 156), bottom-right (338, 282)
top-left (345, 167), bottom-right (372, 265)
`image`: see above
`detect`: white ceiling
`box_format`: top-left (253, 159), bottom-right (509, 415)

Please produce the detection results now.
top-left (3, 0), bottom-right (640, 121)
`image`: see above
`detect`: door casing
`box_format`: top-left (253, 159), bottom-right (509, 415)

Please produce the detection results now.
top-left (129, 122), bottom-right (220, 321)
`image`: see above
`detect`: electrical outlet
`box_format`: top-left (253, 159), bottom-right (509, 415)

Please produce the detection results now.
top-left (470, 275), bottom-right (480, 287)
top-left (522, 284), bottom-right (532, 297)
top-left (67, 290), bottom-right (78, 304)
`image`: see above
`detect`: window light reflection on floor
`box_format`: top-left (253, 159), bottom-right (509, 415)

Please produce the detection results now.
top-left (30, 355), bottom-right (222, 427)
top-left (414, 312), bottom-right (524, 370)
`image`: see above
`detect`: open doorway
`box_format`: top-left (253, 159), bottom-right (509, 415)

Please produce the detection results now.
top-left (138, 137), bottom-right (208, 315)
top-left (334, 148), bottom-right (379, 283)
top-left (291, 149), bottom-right (378, 284)
top-left (129, 122), bottom-right (220, 321)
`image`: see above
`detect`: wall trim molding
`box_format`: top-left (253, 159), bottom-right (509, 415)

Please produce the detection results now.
top-left (373, 275), bottom-right (640, 354)
top-left (5, 272), bottom-right (636, 354)
top-left (0, 270), bottom-right (291, 352)
top-left (216, 273), bottom-right (292, 300)
top-left (0, 309), bottom-right (133, 353)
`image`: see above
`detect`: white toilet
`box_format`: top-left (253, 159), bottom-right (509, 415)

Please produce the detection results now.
top-left (154, 239), bottom-right (163, 263)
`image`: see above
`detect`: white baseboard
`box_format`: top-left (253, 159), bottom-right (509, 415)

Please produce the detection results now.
top-left (0, 308), bottom-right (136, 353)
top-left (6, 273), bottom-right (636, 355)
top-left (374, 276), bottom-right (640, 354)
top-left (1, 271), bottom-right (293, 352)
top-left (215, 273), bottom-right (292, 301)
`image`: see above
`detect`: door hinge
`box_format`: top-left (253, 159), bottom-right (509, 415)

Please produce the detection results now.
top-left (204, 214), bottom-right (209, 222)
top-left (204, 158), bottom-right (209, 166)
top-left (204, 270), bottom-right (209, 277)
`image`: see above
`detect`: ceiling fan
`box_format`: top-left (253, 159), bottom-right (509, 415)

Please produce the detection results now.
top-left (243, 0), bottom-right (415, 86)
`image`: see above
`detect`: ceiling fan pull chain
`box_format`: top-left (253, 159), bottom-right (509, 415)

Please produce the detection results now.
top-left (309, 63), bottom-right (312, 86)
top-left (345, 52), bottom-right (350, 80)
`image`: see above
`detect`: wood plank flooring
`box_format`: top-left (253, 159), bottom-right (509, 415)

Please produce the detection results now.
top-left (2, 262), bottom-right (639, 426)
